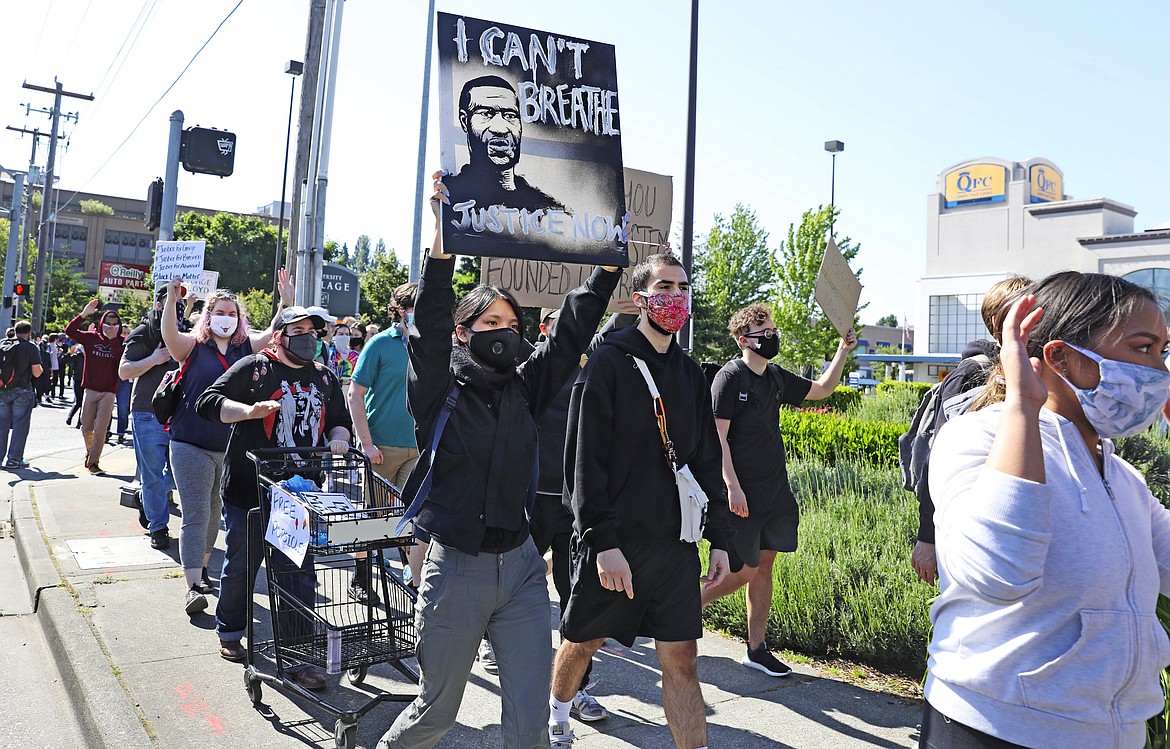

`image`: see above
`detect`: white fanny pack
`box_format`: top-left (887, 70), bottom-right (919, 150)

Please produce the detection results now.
top-left (630, 356), bottom-right (709, 543)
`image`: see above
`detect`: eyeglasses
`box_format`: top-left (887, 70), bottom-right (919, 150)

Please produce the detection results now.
top-left (744, 329), bottom-right (777, 340)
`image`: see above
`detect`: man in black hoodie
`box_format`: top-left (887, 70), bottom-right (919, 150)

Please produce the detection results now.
top-left (548, 253), bottom-right (730, 749)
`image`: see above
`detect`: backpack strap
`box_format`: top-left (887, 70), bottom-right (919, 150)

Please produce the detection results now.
top-left (394, 383), bottom-right (462, 536)
top-left (630, 355), bottom-right (679, 470)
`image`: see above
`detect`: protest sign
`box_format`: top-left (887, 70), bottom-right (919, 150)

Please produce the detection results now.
top-left (183, 270), bottom-right (221, 300)
top-left (437, 12), bottom-right (626, 267)
top-left (814, 236), bottom-right (863, 338)
top-left (152, 240), bottom-right (206, 283)
top-left (265, 485), bottom-right (310, 567)
top-left (482, 167), bottom-right (672, 311)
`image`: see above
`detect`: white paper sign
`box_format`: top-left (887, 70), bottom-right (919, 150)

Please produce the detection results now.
top-left (299, 492), bottom-right (359, 515)
top-left (814, 235), bottom-right (863, 338)
top-left (184, 270), bottom-right (221, 300)
top-left (265, 485), bottom-right (310, 567)
top-left (152, 240), bottom-right (207, 283)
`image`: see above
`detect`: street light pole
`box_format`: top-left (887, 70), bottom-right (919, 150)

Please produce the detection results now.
top-left (274, 60), bottom-right (304, 316)
top-left (825, 139), bottom-right (844, 235)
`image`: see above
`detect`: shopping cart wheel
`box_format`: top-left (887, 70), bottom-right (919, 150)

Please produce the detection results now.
top-left (244, 668), bottom-right (263, 705)
top-left (345, 665), bottom-right (368, 686)
top-left (334, 719), bottom-right (357, 749)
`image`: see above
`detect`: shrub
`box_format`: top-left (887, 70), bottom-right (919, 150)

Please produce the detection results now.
top-left (780, 409), bottom-right (904, 469)
top-left (703, 457), bottom-right (932, 671)
top-left (1116, 429), bottom-right (1170, 507)
top-left (847, 386), bottom-right (921, 425)
top-left (800, 385), bottom-right (860, 412)
top-left (875, 380), bottom-right (932, 404)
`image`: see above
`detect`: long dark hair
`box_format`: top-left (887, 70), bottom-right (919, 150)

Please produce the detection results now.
top-left (971, 271), bottom-right (1159, 410)
top-left (453, 285), bottom-right (525, 342)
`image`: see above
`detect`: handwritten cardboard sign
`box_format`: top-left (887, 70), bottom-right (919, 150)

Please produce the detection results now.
top-left (482, 167), bottom-right (673, 311)
top-left (814, 235), bottom-right (863, 338)
top-left (265, 485), bottom-right (310, 567)
top-left (152, 240), bottom-right (206, 283)
top-left (182, 270), bottom-right (221, 300)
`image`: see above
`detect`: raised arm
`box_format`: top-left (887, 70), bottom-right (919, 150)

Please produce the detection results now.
top-left (806, 329), bottom-right (858, 400)
top-left (247, 267), bottom-right (293, 352)
top-left (161, 278), bottom-right (196, 363)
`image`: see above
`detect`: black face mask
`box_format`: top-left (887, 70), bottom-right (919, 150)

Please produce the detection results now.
top-left (281, 331), bottom-right (319, 363)
top-left (467, 328), bottom-right (522, 371)
top-left (746, 334), bottom-right (780, 360)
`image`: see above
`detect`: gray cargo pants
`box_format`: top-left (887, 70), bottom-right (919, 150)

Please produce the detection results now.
top-left (378, 539), bottom-right (553, 749)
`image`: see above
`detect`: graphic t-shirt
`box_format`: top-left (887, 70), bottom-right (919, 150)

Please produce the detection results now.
top-left (196, 351), bottom-right (352, 510)
top-left (711, 359), bottom-right (811, 514)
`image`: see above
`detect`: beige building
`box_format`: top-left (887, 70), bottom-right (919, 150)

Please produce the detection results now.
top-left (918, 157), bottom-right (1170, 357)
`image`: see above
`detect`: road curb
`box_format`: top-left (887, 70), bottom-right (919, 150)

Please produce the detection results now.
top-left (11, 483), bottom-right (155, 749)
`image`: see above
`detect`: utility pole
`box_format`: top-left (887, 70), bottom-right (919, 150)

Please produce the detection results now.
top-left (287, 0), bottom-right (327, 285)
top-left (159, 112), bottom-right (184, 242)
top-left (24, 79), bottom-right (93, 333)
top-left (1, 172), bottom-right (26, 332)
top-left (6, 126), bottom-right (46, 319)
top-left (679, 0), bottom-right (700, 351)
top-left (409, 0), bottom-right (436, 284)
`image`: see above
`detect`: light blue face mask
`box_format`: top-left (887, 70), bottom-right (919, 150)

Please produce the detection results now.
top-left (1059, 342), bottom-right (1170, 438)
top-left (405, 311), bottom-right (415, 328)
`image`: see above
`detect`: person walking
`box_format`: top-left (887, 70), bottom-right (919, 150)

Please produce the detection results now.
top-left (65, 300), bottom-right (126, 474)
top-left (0, 321), bottom-right (44, 468)
top-left (64, 343), bottom-right (85, 426)
top-left (161, 272), bottom-right (292, 616)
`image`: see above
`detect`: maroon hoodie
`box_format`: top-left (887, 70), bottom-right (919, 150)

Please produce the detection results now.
top-left (65, 310), bottom-right (125, 393)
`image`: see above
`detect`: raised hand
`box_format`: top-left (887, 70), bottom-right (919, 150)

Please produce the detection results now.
top-left (1000, 294), bottom-right (1047, 413)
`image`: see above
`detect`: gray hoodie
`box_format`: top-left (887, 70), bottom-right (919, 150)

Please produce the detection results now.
top-left (926, 404), bottom-right (1170, 748)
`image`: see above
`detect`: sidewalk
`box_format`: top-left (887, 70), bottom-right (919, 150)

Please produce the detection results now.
top-left (11, 429), bottom-right (923, 749)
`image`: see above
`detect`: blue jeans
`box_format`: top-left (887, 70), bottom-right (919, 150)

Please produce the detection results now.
top-left (216, 501), bottom-right (315, 645)
top-left (131, 412), bottom-right (173, 533)
top-left (115, 379), bottom-right (132, 436)
top-left (0, 388), bottom-right (36, 463)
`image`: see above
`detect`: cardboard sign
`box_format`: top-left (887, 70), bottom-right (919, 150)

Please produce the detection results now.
top-left (482, 167), bottom-right (672, 311)
top-left (98, 286), bottom-right (150, 305)
top-left (265, 485), bottom-right (310, 567)
top-left (183, 270), bottom-right (220, 300)
top-left (814, 236), bottom-right (863, 338)
top-left (437, 12), bottom-right (626, 267)
top-left (152, 240), bottom-right (206, 283)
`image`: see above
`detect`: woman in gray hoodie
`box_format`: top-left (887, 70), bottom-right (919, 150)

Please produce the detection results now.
top-left (924, 271), bottom-right (1170, 748)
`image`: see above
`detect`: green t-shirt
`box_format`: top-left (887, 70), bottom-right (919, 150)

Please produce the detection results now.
top-left (350, 326), bottom-right (415, 448)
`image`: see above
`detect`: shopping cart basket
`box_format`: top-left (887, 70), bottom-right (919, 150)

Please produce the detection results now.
top-left (243, 447), bottom-right (419, 749)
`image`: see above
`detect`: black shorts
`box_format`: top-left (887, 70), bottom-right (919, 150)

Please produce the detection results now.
top-left (727, 510), bottom-right (797, 573)
top-left (561, 537), bottom-right (702, 647)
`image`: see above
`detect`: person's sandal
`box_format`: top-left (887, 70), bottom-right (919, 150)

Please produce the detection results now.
top-left (219, 640), bottom-right (246, 662)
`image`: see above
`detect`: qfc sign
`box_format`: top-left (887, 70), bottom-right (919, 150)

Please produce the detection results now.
top-left (944, 164), bottom-right (1007, 208)
top-left (320, 262), bottom-right (360, 317)
top-left (1030, 165), bottom-right (1063, 203)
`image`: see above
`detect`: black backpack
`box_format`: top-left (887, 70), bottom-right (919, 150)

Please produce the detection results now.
top-left (0, 338), bottom-right (24, 389)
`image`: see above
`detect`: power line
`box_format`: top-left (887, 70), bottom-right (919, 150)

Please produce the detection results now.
top-left (56, 0), bottom-right (96, 72)
top-left (22, 0), bottom-right (57, 81)
top-left (92, 0), bottom-right (156, 95)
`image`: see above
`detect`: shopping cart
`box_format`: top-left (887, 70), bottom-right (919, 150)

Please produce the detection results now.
top-left (243, 447), bottom-right (419, 749)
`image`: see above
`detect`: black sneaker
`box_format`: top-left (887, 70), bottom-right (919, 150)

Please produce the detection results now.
top-left (192, 569), bottom-right (216, 595)
top-left (741, 645), bottom-right (792, 677)
top-left (149, 529), bottom-right (171, 550)
top-left (348, 576), bottom-right (379, 605)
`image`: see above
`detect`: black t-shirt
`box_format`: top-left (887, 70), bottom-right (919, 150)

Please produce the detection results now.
top-left (711, 359), bottom-right (811, 514)
top-left (195, 351), bottom-right (353, 510)
top-left (1, 338), bottom-right (41, 390)
top-left (123, 323), bottom-right (178, 413)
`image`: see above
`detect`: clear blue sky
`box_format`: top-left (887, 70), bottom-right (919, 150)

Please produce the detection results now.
top-left (4, 0), bottom-right (1168, 327)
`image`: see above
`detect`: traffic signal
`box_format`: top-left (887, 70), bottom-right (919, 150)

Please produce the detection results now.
top-left (13, 283), bottom-right (29, 298)
top-left (180, 126), bottom-right (236, 177)
top-left (145, 178), bottom-right (163, 231)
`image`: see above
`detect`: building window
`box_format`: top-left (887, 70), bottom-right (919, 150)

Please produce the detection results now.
top-left (52, 224), bottom-right (87, 265)
top-left (929, 293), bottom-right (985, 354)
top-left (1123, 268), bottom-right (1170, 316)
top-left (103, 230), bottom-right (153, 266)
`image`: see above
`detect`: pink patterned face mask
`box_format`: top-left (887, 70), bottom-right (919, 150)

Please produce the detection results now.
top-left (637, 291), bottom-right (690, 333)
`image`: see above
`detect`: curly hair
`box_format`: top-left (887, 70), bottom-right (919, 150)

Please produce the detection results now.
top-left (727, 303), bottom-right (773, 339)
top-left (195, 290), bottom-right (250, 346)
top-left (389, 283), bottom-right (418, 323)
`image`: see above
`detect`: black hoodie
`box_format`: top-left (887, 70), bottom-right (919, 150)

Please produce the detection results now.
top-left (564, 325), bottom-right (730, 553)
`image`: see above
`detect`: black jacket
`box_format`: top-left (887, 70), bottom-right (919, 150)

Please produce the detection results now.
top-left (402, 256), bottom-right (620, 556)
top-left (565, 325), bottom-right (730, 553)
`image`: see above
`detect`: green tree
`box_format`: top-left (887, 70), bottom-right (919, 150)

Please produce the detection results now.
top-left (352, 235), bottom-right (371, 273)
top-left (335, 242), bottom-right (350, 267)
top-left (323, 239), bottom-right (339, 264)
top-left (238, 288), bottom-right (275, 331)
top-left (172, 211), bottom-right (279, 294)
top-left (373, 238), bottom-right (387, 264)
top-left (46, 259), bottom-right (92, 329)
top-left (452, 256), bottom-right (481, 298)
top-left (692, 204), bottom-right (775, 363)
top-left (358, 250), bottom-right (409, 327)
top-left (875, 314), bottom-right (899, 328)
top-left (773, 205), bottom-right (863, 375)
top-left (79, 199), bottom-right (115, 216)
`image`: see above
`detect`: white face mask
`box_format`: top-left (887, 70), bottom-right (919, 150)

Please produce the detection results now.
top-left (1060, 342), bottom-right (1170, 438)
top-left (209, 315), bottom-right (238, 338)
top-left (333, 334), bottom-right (350, 351)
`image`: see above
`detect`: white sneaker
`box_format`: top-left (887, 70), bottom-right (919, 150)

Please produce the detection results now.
top-left (549, 720), bottom-right (575, 747)
top-left (477, 638), bottom-right (498, 675)
top-left (571, 689), bottom-right (608, 722)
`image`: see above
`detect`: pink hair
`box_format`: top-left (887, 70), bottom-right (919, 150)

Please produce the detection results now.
top-left (195, 291), bottom-right (250, 345)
